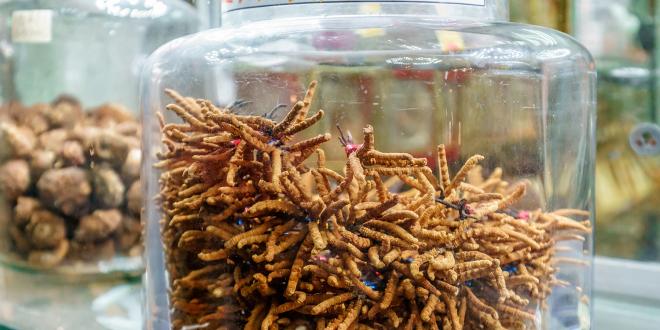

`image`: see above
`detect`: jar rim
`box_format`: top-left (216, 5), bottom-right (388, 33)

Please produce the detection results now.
top-left (224, 0), bottom-right (488, 13)
top-left (222, 0), bottom-right (510, 27)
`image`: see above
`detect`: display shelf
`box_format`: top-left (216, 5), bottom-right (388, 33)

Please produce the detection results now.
top-left (593, 256), bottom-right (660, 330)
top-left (0, 266), bottom-right (142, 330)
top-left (594, 292), bottom-right (660, 330)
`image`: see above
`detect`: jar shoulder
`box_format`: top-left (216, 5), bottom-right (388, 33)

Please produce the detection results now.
top-left (150, 16), bottom-right (593, 67)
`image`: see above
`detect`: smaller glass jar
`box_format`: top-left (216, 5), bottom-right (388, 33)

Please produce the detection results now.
top-left (0, 0), bottom-right (199, 275)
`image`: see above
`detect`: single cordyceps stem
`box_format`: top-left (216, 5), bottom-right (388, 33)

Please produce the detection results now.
top-left (156, 83), bottom-right (590, 330)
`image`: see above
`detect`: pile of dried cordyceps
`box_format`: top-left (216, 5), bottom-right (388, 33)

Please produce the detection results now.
top-left (157, 82), bottom-right (591, 330)
top-left (0, 96), bottom-right (142, 268)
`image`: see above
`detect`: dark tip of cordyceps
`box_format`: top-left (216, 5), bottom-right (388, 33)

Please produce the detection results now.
top-left (264, 104), bottom-right (287, 119)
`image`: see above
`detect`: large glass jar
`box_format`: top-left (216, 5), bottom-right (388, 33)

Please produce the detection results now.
top-left (142, 0), bottom-right (595, 329)
top-left (0, 0), bottom-right (198, 275)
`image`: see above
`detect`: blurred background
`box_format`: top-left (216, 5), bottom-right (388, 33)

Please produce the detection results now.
top-left (573, 0), bottom-right (660, 264)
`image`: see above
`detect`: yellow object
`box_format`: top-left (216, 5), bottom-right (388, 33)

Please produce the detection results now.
top-left (356, 28), bottom-right (386, 38)
top-left (436, 31), bottom-right (465, 52)
top-left (359, 3), bottom-right (381, 14)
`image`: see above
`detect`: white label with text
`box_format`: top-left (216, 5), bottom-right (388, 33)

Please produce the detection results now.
top-left (12, 10), bottom-right (53, 43)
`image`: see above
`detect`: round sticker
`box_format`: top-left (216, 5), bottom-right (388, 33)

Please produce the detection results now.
top-left (629, 122), bottom-right (660, 156)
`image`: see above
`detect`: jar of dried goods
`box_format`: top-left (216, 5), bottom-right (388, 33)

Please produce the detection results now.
top-left (0, 0), bottom-right (198, 275)
top-left (142, 0), bottom-right (595, 329)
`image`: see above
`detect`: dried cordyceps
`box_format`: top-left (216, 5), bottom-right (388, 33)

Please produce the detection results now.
top-left (0, 98), bottom-right (143, 269)
top-left (157, 82), bottom-right (591, 330)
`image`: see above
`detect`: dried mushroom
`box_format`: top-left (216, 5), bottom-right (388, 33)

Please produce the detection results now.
top-left (14, 197), bottom-right (42, 226)
top-left (37, 167), bottom-right (91, 217)
top-left (28, 240), bottom-right (69, 268)
top-left (92, 166), bottom-right (125, 209)
top-left (26, 210), bottom-right (67, 249)
top-left (49, 95), bottom-right (83, 128)
top-left (74, 209), bottom-right (122, 242)
top-left (29, 149), bottom-right (56, 179)
top-left (0, 159), bottom-right (30, 200)
top-left (0, 97), bottom-right (142, 269)
top-left (0, 122), bottom-right (36, 159)
top-left (121, 148), bottom-right (141, 182)
top-left (116, 214), bottom-right (142, 253)
top-left (126, 180), bottom-right (142, 216)
top-left (60, 140), bottom-right (86, 166)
